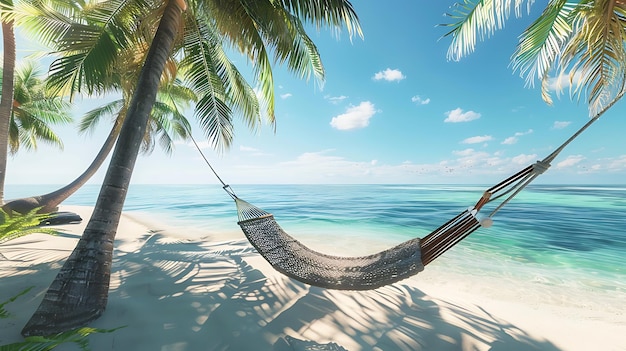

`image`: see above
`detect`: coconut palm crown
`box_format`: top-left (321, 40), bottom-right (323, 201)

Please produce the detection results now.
top-left (443, 0), bottom-right (626, 115)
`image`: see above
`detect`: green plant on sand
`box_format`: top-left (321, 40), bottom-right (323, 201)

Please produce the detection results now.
top-left (0, 208), bottom-right (56, 244)
top-left (1, 288), bottom-right (122, 350)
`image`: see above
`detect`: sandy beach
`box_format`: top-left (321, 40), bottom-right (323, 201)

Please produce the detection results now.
top-left (1, 205), bottom-right (624, 351)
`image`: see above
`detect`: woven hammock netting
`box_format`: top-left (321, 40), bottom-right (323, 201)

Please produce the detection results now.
top-left (235, 197), bottom-right (481, 290)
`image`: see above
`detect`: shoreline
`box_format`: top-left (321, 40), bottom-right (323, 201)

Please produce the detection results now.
top-left (1, 205), bottom-right (624, 350)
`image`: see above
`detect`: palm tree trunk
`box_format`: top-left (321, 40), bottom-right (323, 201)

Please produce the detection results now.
top-left (0, 20), bottom-right (16, 205)
top-left (22, 0), bottom-right (186, 336)
top-left (2, 119), bottom-right (121, 214)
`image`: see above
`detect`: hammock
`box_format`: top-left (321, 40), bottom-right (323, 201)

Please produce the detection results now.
top-left (192, 101), bottom-right (613, 290)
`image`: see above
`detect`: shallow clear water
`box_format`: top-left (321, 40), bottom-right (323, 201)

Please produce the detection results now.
top-left (6, 183), bottom-right (626, 304)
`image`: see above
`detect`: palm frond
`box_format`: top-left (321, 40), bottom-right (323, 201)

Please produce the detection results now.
top-left (10, 0), bottom-right (76, 48)
top-left (512, 0), bottom-right (575, 96)
top-left (183, 11), bottom-right (261, 132)
top-left (560, 0), bottom-right (626, 114)
top-left (46, 0), bottom-right (151, 98)
top-left (0, 326), bottom-right (124, 351)
top-left (196, 93), bottom-right (234, 152)
top-left (8, 118), bottom-right (19, 154)
top-left (444, 0), bottom-right (536, 61)
top-left (0, 208), bottom-right (56, 244)
top-left (0, 287), bottom-right (34, 319)
top-left (280, 0), bottom-right (363, 39)
top-left (79, 99), bottom-right (125, 134)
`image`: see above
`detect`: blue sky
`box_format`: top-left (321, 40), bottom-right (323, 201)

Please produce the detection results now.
top-left (6, 1), bottom-right (626, 185)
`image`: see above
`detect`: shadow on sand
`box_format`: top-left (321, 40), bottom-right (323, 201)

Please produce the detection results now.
top-left (1, 232), bottom-right (563, 351)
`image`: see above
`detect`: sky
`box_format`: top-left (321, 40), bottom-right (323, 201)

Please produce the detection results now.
top-left (5, 1), bottom-right (626, 186)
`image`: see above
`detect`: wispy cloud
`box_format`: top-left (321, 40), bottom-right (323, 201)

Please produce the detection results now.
top-left (411, 95), bottom-right (430, 105)
top-left (444, 108), bottom-right (481, 123)
top-left (280, 93), bottom-right (292, 99)
top-left (216, 149), bottom-right (626, 184)
top-left (462, 135), bottom-right (493, 144)
top-left (325, 95), bottom-right (348, 104)
top-left (180, 139), bottom-right (211, 150)
top-left (556, 155), bottom-right (585, 168)
top-left (240, 145), bottom-right (260, 152)
top-left (501, 129), bottom-right (533, 145)
top-left (546, 71), bottom-right (583, 92)
top-left (511, 153), bottom-right (538, 165)
top-left (553, 121), bottom-right (571, 129)
top-left (330, 101), bottom-right (377, 130)
top-left (607, 155), bottom-right (626, 171)
top-left (372, 68), bottom-right (405, 82)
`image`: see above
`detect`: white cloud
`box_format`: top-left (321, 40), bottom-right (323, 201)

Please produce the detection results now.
top-left (280, 93), bottom-right (292, 99)
top-left (444, 108), bottom-right (481, 123)
top-left (330, 101), bottom-right (377, 130)
top-left (501, 129), bottom-right (533, 145)
top-left (373, 68), bottom-right (405, 82)
top-left (411, 95), bottom-right (430, 105)
top-left (325, 95), bottom-right (348, 104)
top-left (511, 154), bottom-right (538, 165)
top-left (240, 145), bottom-right (260, 152)
top-left (546, 71), bottom-right (584, 91)
top-left (556, 155), bottom-right (585, 168)
top-left (608, 155), bottom-right (626, 170)
top-left (462, 135), bottom-right (493, 144)
top-left (180, 139), bottom-right (211, 150)
top-left (501, 137), bottom-right (517, 145)
top-left (453, 148), bottom-right (473, 156)
top-left (553, 121), bottom-right (571, 129)
top-left (211, 147), bottom-right (626, 184)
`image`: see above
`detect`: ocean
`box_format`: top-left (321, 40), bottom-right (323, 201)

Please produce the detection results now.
top-left (5, 183), bottom-right (626, 311)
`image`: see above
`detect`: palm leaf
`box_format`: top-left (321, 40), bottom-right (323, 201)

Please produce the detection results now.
top-left (0, 287), bottom-right (34, 319)
top-left (280, 0), bottom-right (362, 39)
top-left (560, 0), bottom-right (626, 114)
top-left (79, 99), bottom-right (125, 134)
top-left (444, 0), bottom-right (536, 61)
top-left (0, 208), bottom-right (56, 244)
top-left (182, 10), bottom-right (261, 134)
top-left (0, 326), bottom-right (124, 351)
top-left (45, 0), bottom-right (150, 98)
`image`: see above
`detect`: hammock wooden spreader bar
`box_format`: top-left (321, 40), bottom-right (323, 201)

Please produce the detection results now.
top-left (420, 208), bottom-right (481, 266)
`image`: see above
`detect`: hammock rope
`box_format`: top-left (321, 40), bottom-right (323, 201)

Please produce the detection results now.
top-left (190, 96), bottom-right (618, 290)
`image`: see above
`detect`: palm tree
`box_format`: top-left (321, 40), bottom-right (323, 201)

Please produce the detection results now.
top-left (3, 1), bottom-right (195, 214)
top-left (2, 78), bottom-right (194, 214)
top-left (4, 61), bottom-right (71, 153)
top-left (21, 0), bottom-right (361, 336)
top-left (0, 0), bottom-right (78, 206)
top-left (443, 0), bottom-right (626, 115)
top-left (0, 0), bottom-right (17, 207)
top-left (0, 61), bottom-right (72, 212)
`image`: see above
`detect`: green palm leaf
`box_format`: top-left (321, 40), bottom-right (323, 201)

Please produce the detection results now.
top-left (444, 0), bottom-right (536, 61)
top-left (79, 99), bottom-right (125, 134)
top-left (0, 208), bottom-right (56, 244)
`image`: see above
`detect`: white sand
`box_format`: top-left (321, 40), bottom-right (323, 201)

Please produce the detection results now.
top-left (1, 205), bottom-right (624, 351)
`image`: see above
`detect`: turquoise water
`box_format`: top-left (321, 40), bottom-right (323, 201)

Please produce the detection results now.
top-left (6, 183), bottom-right (626, 301)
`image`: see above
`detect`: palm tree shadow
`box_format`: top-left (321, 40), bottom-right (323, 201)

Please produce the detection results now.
top-left (85, 233), bottom-right (563, 351)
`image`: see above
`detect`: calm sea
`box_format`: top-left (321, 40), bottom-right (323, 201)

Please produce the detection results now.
top-left (5, 183), bottom-right (626, 307)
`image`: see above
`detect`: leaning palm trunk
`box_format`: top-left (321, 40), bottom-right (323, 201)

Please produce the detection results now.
top-left (21, 0), bottom-right (186, 336)
top-left (0, 20), bottom-right (16, 205)
top-left (2, 120), bottom-right (121, 214)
